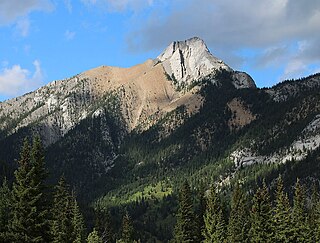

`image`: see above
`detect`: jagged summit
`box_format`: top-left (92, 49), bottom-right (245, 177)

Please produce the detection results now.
top-left (156, 37), bottom-right (230, 86)
top-left (156, 37), bottom-right (255, 89)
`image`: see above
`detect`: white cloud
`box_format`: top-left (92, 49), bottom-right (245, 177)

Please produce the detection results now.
top-left (0, 60), bottom-right (44, 96)
top-left (65, 30), bottom-right (76, 40)
top-left (126, 0), bottom-right (320, 79)
top-left (0, 0), bottom-right (54, 25)
top-left (281, 60), bottom-right (308, 80)
top-left (64, 0), bottom-right (73, 13)
top-left (81, 0), bottom-right (154, 12)
top-left (15, 18), bottom-right (30, 37)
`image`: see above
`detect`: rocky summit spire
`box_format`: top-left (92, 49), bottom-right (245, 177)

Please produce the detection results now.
top-left (156, 37), bottom-right (232, 87)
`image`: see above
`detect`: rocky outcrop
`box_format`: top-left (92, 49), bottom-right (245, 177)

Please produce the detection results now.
top-left (0, 37), bottom-right (256, 146)
top-left (232, 71), bottom-right (256, 89)
top-left (156, 37), bottom-right (231, 87)
top-left (156, 37), bottom-right (256, 89)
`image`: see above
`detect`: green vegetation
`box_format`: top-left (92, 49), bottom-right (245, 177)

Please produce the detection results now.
top-left (0, 72), bottom-right (320, 241)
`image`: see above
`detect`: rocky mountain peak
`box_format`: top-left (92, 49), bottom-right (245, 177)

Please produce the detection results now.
top-left (156, 37), bottom-right (231, 87)
top-left (156, 37), bottom-right (255, 89)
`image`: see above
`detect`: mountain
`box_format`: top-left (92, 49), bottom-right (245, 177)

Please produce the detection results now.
top-left (0, 37), bottom-right (320, 241)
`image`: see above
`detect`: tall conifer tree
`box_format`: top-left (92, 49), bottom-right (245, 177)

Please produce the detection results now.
top-left (10, 138), bottom-right (49, 242)
top-left (0, 178), bottom-right (11, 243)
top-left (249, 181), bottom-right (272, 242)
top-left (202, 186), bottom-right (226, 242)
top-left (227, 183), bottom-right (249, 243)
top-left (173, 180), bottom-right (198, 242)
top-left (272, 176), bottom-right (292, 242)
top-left (120, 211), bottom-right (134, 243)
top-left (291, 179), bottom-right (309, 242)
top-left (51, 176), bottom-right (73, 243)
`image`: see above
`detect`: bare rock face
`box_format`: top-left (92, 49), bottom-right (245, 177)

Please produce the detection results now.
top-left (156, 37), bottom-right (231, 87)
top-left (232, 71), bottom-right (256, 89)
top-left (0, 37), bottom-right (257, 147)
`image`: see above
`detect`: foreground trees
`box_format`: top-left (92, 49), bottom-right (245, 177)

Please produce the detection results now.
top-left (0, 136), bottom-right (86, 243)
top-left (174, 177), bottom-right (318, 243)
top-left (10, 138), bottom-right (50, 242)
top-left (2, 136), bottom-right (320, 242)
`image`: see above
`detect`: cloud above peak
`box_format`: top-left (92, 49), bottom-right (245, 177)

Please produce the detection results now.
top-left (127, 0), bottom-right (320, 80)
top-left (0, 60), bottom-right (44, 97)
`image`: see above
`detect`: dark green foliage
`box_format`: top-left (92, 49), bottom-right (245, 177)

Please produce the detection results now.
top-left (87, 228), bottom-right (102, 243)
top-left (51, 176), bottom-right (85, 243)
top-left (249, 181), bottom-right (272, 242)
top-left (227, 184), bottom-right (249, 243)
top-left (202, 186), bottom-right (226, 242)
top-left (51, 176), bottom-right (73, 243)
top-left (72, 197), bottom-right (86, 243)
top-left (10, 138), bottom-right (50, 242)
top-left (272, 176), bottom-right (292, 242)
top-left (95, 210), bottom-right (114, 243)
top-left (0, 178), bottom-right (11, 242)
top-left (120, 211), bottom-right (134, 243)
top-left (309, 183), bottom-right (320, 242)
top-left (173, 180), bottom-right (199, 242)
top-left (197, 183), bottom-right (206, 242)
top-left (291, 179), bottom-right (310, 242)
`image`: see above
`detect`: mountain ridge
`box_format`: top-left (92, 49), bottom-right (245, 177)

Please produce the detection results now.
top-left (0, 39), bottom-right (320, 233)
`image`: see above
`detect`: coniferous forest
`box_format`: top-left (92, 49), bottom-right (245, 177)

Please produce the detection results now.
top-left (1, 136), bottom-right (320, 242)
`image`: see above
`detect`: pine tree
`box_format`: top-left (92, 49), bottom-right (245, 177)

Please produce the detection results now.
top-left (0, 178), bottom-right (11, 243)
top-left (291, 179), bottom-right (309, 242)
top-left (71, 195), bottom-right (86, 243)
top-left (227, 183), bottom-right (249, 243)
top-left (51, 176), bottom-right (86, 243)
top-left (10, 138), bottom-right (49, 242)
top-left (51, 176), bottom-right (73, 243)
top-left (120, 211), bottom-right (134, 243)
top-left (310, 182), bottom-right (320, 242)
top-left (202, 186), bottom-right (226, 242)
top-left (197, 182), bottom-right (206, 242)
top-left (173, 180), bottom-right (198, 242)
top-left (30, 136), bottom-right (50, 242)
top-left (249, 181), bottom-right (272, 242)
top-left (95, 210), bottom-right (113, 243)
top-left (87, 228), bottom-right (102, 243)
top-left (272, 176), bottom-right (292, 242)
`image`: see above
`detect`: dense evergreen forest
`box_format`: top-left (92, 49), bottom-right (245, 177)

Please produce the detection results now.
top-left (1, 137), bottom-right (320, 242)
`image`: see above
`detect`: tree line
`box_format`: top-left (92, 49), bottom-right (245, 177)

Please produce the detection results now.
top-left (2, 136), bottom-right (320, 242)
top-left (0, 137), bottom-right (135, 243)
top-left (174, 178), bottom-right (320, 242)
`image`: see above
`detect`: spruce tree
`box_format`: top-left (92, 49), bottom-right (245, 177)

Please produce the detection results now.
top-left (197, 182), bottom-right (206, 242)
top-left (249, 181), bottom-right (272, 242)
top-left (87, 228), bottom-right (102, 243)
top-left (202, 186), bottom-right (226, 242)
top-left (30, 136), bottom-right (50, 242)
top-left (227, 183), bottom-right (249, 243)
top-left (51, 176), bottom-right (73, 243)
top-left (51, 176), bottom-right (86, 243)
top-left (0, 178), bottom-right (11, 243)
top-left (71, 195), bottom-right (86, 243)
top-left (173, 180), bottom-right (198, 242)
top-left (120, 211), bottom-right (134, 243)
top-left (272, 176), bottom-right (292, 242)
top-left (95, 210), bottom-right (114, 243)
top-left (310, 182), bottom-right (320, 242)
top-left (10, 138), bottom-right (49, 242)
top-left (291, 179), bottom-right (309, 242)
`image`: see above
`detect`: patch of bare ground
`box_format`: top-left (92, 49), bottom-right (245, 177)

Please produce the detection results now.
top-left (227, 98), bottom-right (256, 130)
top-left (81, 60), bottom-right (203, 131)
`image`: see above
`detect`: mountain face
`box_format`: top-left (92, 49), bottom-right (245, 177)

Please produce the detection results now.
top-left (0, 37), bottom-right (320, 239)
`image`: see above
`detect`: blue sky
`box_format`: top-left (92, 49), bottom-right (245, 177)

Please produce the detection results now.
top-left (0, 0), bottom-right (319, 101)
